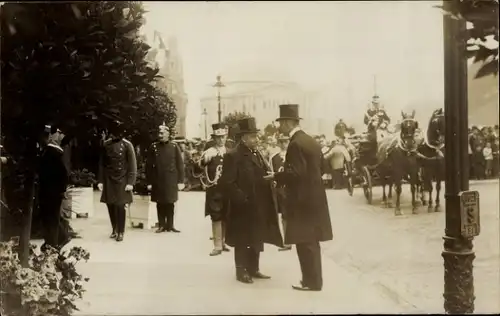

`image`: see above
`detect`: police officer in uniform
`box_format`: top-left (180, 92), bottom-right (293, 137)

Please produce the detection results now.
top-left (199, 123), bottom-right (230, 256)
top-left (98, 121), bottom-right (137, 242)
top-left (269, 134), bottom-right (292, 251)
top-left (146, 123), bottom-right (185, 233)
top-left (363, 95), bottom-right (390, 129)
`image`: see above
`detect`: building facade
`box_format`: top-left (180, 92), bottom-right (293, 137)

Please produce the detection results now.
top-left (199, 81), bottom-right (326, 138)
top-left (144, 32), bottom-right (188, 136)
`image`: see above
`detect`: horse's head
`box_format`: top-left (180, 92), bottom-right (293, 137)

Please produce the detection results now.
top-left (399, 118), bottom-right (419, 150)
top-left (428, 109), bottom-right (445, 146)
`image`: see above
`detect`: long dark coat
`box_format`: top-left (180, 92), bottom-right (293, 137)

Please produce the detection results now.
top-left (146, 141), bottom-right (184, 204)
top-left (200, 146), bottom-right (229, 221)
top-left (275, 130), bottom-right (333, 244)
top-left (220, 144), bottom-right (283, 251)
top-left (99, 139), bottom-right (137, 205)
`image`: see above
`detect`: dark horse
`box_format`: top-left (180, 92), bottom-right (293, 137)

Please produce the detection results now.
top-left (377, 111), bottom-right (420, 215)
top-left (417, 108), bottom-right (445, 212)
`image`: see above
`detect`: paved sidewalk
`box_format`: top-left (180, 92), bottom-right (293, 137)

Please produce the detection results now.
top-left (66, 192), bottom-right (418, 315)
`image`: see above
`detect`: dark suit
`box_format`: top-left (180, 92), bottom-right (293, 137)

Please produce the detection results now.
top-left (275, 129), bottom-right (333, 290)
top-left (220, 144), bottom-right (283, 275)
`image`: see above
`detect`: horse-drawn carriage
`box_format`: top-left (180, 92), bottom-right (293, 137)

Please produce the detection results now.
top-left (346, 132), bottom-right (385, 204)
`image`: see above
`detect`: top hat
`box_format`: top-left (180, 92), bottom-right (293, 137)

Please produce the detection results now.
top-left (211, 123), bottom-right (228, 136)
top-left (237, 117), bottom-right (260, 134)
top-left (372, 95), bottom-right (380, 101)
top-left (276, 104), bottom-right (302, 121)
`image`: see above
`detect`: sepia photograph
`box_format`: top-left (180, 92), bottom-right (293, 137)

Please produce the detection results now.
top-left (0, 0), bottom-right (498, 315)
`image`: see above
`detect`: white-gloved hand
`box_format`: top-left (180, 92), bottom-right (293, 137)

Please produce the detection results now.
top-left (178, 183), bottom-right (185, 191)
top-left (125, 184), bottom-right (133, 192)
top-left (97, 183), bottom-right (103, 191)
top-left (147, 185), bottom-right (152, 191)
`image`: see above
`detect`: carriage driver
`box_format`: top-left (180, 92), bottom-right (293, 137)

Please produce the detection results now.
top-left (364, 95), bottom-right (391, 130)
top-left (199, 123), bottom-right (231, 256)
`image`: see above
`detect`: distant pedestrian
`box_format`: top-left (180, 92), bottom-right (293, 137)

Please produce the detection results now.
top-left (266, 104), bottom-right (333, 292)
top-left (146, 123), bottom-right (184, 233)
top-left (483, 142), bottom-right (493, 178)
top-left (98, 121), bottom-right (137, 242)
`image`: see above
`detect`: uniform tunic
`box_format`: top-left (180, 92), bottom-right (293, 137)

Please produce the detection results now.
top-left (146, 141), bottom-right (184, 204)
top-left (99, 139), bottom-right (137, 205)
top-left (364, 108), bottom-right (391, 126)
top-left (201, 146), bottom-right (228, 221)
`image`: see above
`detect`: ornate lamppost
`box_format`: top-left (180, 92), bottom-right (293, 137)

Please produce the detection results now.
top-left (213, 75), bottom-right (225, 123)
top-left (442, 0), bottom-right (480, 314)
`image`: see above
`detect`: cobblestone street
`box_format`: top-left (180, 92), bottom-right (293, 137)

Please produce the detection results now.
top-left (64, 180), bottom-right (499, 315)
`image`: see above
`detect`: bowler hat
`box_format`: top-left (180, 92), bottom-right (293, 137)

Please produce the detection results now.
top-left (211, 123), bottom-right (228, 136)
top-left (237, 117), bottom-right (260, 134)
top-left (276, 104), bottom-right (302, 121)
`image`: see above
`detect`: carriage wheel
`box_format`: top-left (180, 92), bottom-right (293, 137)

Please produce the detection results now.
top-left (362, 166), bottom-right (373, 204)
top-left (344, 162), bottom-right (354, 197)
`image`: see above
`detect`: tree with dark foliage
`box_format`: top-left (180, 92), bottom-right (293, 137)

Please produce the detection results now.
top-left (0, 2), bottom-right (176, 265)
top-left (439, 0), bottom-right (498, 78)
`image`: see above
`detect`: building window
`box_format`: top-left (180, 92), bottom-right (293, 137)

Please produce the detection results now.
top-left (263, 101), bottom-right (266, 109)
top-left (253, 103), bottom-right (256, 112)
top-left (243, 103), bottom-right (246, 112)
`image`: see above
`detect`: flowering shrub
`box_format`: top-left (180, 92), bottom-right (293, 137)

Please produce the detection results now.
top-left (0, 238), bottom-right (90, 316)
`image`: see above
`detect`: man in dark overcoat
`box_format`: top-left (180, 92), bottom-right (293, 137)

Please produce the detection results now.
top-left (98, 121), bottom-right (137, 242)
top-left (199, 123), bottom-right (230, 256)
top-left (146, 123), bottom-right (185, 233)
top-left (38, 125), bottom-right (70, 250)
top-left (269, 134), bottom-right (292, 251)
top-left (265, 104), bottom-right (333, 292)
top-left (220, 117), bottom-right (283, 284)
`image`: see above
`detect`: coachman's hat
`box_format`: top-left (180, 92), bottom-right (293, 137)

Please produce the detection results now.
top-left (211, 123), bottom-right (228, 136)
top-left (236, 117), bottom-right (260, 134)
top-left (276, 104), bottom-right (302, 121)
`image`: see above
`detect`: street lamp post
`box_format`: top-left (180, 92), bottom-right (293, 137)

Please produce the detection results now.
top-left (202, 108), bottom-right (208, 140)
top-left (213, 75), bottom-right (225, 123)
top-left (442, 0), bottom-right (480, 314)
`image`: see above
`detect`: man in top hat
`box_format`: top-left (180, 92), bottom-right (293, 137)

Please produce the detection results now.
top-left (199, 123), bottom-right (231, 256)
top-left (364, 95), bottom-right (390, 130)
top-left (264, 104), bottom-right (333, 291)
top-left (219, 117), bottom-right (283, 284)
top-left (146, 123), bottom-right (185, 233)
top-left (269, 133), bottom-right (292, 251)
top-left (98, 121), bottom-right (137, 242)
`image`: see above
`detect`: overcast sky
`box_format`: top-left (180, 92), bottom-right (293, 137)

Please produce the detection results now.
top-left (142, 1), bottom-right (446, 137)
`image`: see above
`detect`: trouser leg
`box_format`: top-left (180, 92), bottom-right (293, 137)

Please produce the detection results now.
top-left (107, 204), bottom-right (117, 233)
top-left (212, 220), bottom-right (223, 250)
top-left (165, 203), bottom-right (175, 230)
top-left (296, 241), bottom-right (323, 289)
top-left (157, 203), bottom-right (167, 229)
top-left (246, 247), bottom-right (260, 275)
top-left (234, 246), bottom-right (247, 270)
top-left (115, 204), bottom-right (126, 234)
top-left (40, 196), bottom-right (62, 248)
